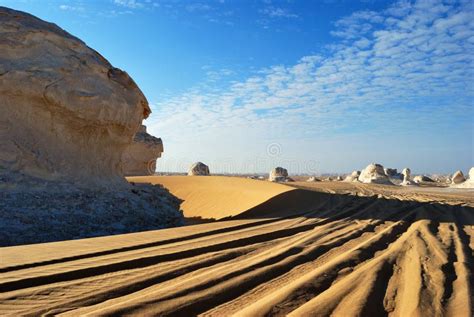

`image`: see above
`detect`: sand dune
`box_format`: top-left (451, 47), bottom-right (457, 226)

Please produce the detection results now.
top-left (0, 177), bottom-right (473, 316)
top-left (128, 176), bottom-right (294, 219)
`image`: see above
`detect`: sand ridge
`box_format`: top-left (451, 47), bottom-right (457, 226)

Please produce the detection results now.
top-left (0, 177), bottom-right (473, 316)
top-left (128, 175), bottom-right (295, 219)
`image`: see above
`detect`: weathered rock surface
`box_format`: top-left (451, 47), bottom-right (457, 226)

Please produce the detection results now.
top-left (452, 167), bottom-right (474, 188)
top-left (358, 163), bottom-right (392, 185)
top-left (307, 176), bottom-right (321, 182)
top-left (122, 125), bottom-right (163, 176)
top-left (413, 175), bottom-right (435, 183)
top-left (0, 7), bottom-right (150, 187)
top-left (188, 162), bottom-right (210, 176)
top-left (451, 170), bottom-right (465, 184)
top-left (0, 7), bottom-right (183, 246)
top-left (400, 168), bottom-right (414, 186)
top-left (269, 167), bottom-right (289, 182)
top-left (344, 170), bottom-right (361, 182)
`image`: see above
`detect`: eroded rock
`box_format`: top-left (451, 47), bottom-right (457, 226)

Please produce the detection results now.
top-left (122, 125), bottom-right (163, 176)
top-left (358, 163), bottom-right (392, 185)
top-left (451, 170), bottom-right (465, 184)
top-left (188, 162), bottom-right (210, 176)
top-left (0, 7), bottom-right (183, 246)
top-left (269, 167), bottom-right (289, 182)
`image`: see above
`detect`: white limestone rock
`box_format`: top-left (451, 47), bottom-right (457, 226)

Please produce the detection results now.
top-left (188, 162), bottom-right (210, 176)
top-left (358, 163), bottom-right (392, 185)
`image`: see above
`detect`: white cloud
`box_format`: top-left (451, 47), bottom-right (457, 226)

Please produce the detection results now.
top-left (113, 0), bottom-right (143, 9)
top-left (261, 6), bottom-right (298, 18)
top-left (149, 0), bottom-right (474, 173)
top-left (59, 4), bottom-right (85, 12)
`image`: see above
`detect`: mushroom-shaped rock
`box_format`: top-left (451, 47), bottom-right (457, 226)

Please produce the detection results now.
top-left (400, 168), bottom-right (414, 186)
top-left (269, 167), bottom-right (288, 182)
top-left (0, 7), bottom-right (151, 187)
top-left (344, 170), bottom-right (361, 182)
top-left (0, 7), bottom-right (183, 246)
top-left (451, 170), bottom-right (465, 184)
top-left (358, 163), bottom-right (392, 184)
top-left (122, 125), bottom-right (163, 176)
top-left (188, 162), bottom-right (210, 176)
top-left (402, 168), bottom-right (411, 182)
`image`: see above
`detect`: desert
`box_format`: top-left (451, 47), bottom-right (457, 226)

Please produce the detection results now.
top-left (1, 2), bottom-right (473, 317)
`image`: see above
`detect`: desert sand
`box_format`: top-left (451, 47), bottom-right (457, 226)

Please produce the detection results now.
top-left (1, 176), bottom-right (473, 316)
top-left (128, 176), bottom-right (294, 219)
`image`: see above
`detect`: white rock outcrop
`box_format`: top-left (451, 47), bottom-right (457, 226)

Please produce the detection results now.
top-left (358, 163), bottom-right (392, 185)
top-left (188, 162), bottom-right (210, 176)
top-left (344, 170), bottom-right (361, 182)
top-left (122, 125), bottom-right (163, 176)
top-left (307, 176), bottom-right (321, 182)
top-left (400, 168), bottom-right (414, 186)
top-left (0, 7), bottom-right (183, 246)
top-left (413, 175), bottom-right (435, 183)
top-left (451, 170), bottom-right (465, 184)
top-left (452, 167), bottom-right (474, 188)
top-left (269, 167), bottom-right (289, 182)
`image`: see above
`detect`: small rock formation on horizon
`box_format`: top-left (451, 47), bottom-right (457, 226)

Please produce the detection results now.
top-left (413, 175), bottom-right (435, 183)
top-left (358, 163), bottom-right (392, 185)
top-left (400, 168), bottom-right (414, 186)
top-left (269, 167), bottom-right (289, 182)
top-left (451, 167), bottom-right (474, 188)
top-left (451, 170), bottom-right (466, 184)
top-left (307, 176), bottom-right (321, 182)
top-left (0, 7), bottom-right (182, 246)
top-left (344, 170), bottom-right (361, 182)
top-left (188, 162), bottom-right (210, 176)
top-left (122, 125), bottom-right (163, 176)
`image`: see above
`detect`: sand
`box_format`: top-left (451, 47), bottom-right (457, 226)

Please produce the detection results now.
top-left (0, 176), bottom-right (473, 316)
top-left (128, 175), bottom-right (294, 219)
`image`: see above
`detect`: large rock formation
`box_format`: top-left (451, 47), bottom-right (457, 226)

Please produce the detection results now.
top-left (122, 125), bottom-right (163, 176)
top-left (358, 163), bottom-right (392, 185)
top-left (269, 167), bottom-right (289, 182)
top-left (0, 7), bottom-right (150, 187)
top-left (451, 170), bottom-right (465, 184)
top-left (188, 162), bottom-right (210, 176)
top-left (0, 7), bottom-right (182, 246)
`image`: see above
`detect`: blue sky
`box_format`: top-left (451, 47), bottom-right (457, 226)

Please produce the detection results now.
top-left (2, 0), bottom-right (473, 174)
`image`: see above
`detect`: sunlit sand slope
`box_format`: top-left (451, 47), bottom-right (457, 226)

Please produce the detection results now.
top-left (0, 181), bottom-right (473, 316)
top-left (127, 176), bottom-right (295, 219)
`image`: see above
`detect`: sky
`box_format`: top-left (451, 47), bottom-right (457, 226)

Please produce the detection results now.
top-left (2, 0), bottom-right (473, 174)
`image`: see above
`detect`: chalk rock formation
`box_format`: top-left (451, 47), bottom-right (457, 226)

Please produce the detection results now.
top-left (122, 125), bottom-right (163, 176)
top-left (452, 167), bottom-right (474, 188)
top-left (188, 162), bottom-right (210, 176)
top-left (269, 167), bottom-right (289, 182)
top-left (400, 168), bottom-right (414, 186)
top-left (0, 7), bottom-right (151, 187)
top-left (307, 176), bottom-right (321, 182)
top-left (344, 170), bottom-right (361, 182)
top-left (358, 163), bottom-right (392, 184)
top-left (0, 7), bottom-right (183, 246)
top-left (451, 170), bottom-right (465, 184)
top-left (413, 175), bottom-right (435, 183)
